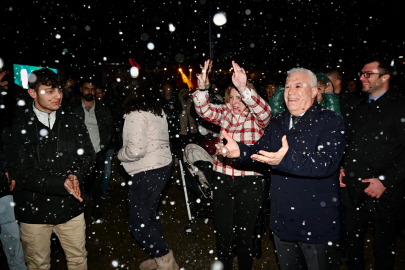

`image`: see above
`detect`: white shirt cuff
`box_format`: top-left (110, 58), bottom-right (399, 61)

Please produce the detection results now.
top-left (241, 88), bottom-right (252, 100)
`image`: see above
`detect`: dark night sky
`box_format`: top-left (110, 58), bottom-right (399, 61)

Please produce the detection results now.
top-left (2, 0), bottom-right (404, 78)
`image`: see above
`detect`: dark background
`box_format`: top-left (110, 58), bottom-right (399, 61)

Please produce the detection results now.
top-left (2, 0), bottom-right (404, 81)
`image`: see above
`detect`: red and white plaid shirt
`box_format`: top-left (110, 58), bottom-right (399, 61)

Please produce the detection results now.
top-left (193, 88), bottom-right (271, 177)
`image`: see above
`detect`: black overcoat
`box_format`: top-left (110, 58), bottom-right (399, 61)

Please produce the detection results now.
top-left (341, 89), bottom-right (405, 218)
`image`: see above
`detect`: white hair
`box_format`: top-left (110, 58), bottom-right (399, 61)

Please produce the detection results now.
top-left (286, 68), bottom-right (317, 88)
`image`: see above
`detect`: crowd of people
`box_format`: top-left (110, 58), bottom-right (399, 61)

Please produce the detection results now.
top-left (0, 56), bottom-right (404, 270)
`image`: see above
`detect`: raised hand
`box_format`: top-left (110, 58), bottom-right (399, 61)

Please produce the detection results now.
top-left (251, 135), bottom-right (289, 165)
top-left (196, 59), bottom-right (210, 90)
top-left (64, 78), bottom-right (76, 89)
top-left (206, 60), bottom-right (213, 87)
top-left (208, 60), bottom-right (213, 74)
top-left (215, 130), bottom-right (241, 158)
top-left (231, 61), bottom-right (247, 91)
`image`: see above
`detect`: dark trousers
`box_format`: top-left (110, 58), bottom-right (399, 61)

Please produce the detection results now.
top-left (84, 150), bottom-right (105, 219)
top-left (128, 164), bottom-right (172, 258)
top-left (213, 172), bottom-right (264, 270)
top-left (344, 206), bottom-right (396, 270)
top-left (273, 234), bottom-right (339, 270)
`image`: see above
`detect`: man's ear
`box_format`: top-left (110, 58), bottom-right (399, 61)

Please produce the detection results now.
top-left (311, 87), bottom-right (318, 99)
top-left (79, 87), bottom-right (83, 94)
top-left (27, 88), bottom-right (37, 99)
top-left (335, 78), bottom-right (342, 86)
top-left (382, 74), bottom-right (390, 82)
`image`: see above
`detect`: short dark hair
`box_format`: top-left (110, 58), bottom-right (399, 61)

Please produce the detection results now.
top-left (324, 69), bottom-right (342, 80)
top-left (123, 86), bottom-right (162, 116)
top-left (28, 68), bottom-right (61, 92)
top-left (364, 58), bottom-right (393, 82)
top-left (81, 78), bottom-right (98, 88)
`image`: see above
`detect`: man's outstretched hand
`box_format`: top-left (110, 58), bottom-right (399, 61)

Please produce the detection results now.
top-left (64, 174), bottom-right (83, 202)
top-left (215, 130), bottom-right (241, 158)
top-left (251, 135), bottom-right (289, 166)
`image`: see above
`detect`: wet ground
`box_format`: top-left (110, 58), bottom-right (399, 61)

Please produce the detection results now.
top-left (1, 157), bottom-right (405, 269)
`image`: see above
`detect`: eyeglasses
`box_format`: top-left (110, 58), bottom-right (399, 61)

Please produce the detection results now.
top-left (358, 72), bottom-right (385, 78)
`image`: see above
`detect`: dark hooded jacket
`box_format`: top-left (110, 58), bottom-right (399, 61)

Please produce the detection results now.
top-left (66, 99), bottom-right (114, 152)
top-left (4, 102), bottom-right (95, 224)
top-left (236, 102), bottom-right (345, 243)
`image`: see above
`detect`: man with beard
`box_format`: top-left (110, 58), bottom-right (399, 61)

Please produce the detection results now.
top-left (67, 79), bottom-right (113, 223)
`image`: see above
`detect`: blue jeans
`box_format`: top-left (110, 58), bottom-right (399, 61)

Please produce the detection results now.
top-left (0, 195), bottom-right (27, 270)
top-left (102, 149), bottom-right (114, 190)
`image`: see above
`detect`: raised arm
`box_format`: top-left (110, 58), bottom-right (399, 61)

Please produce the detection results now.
top-left (193, 60), bottom-right (227, 126)
top-left (231, 61), bottom-right (271, 130)
top-left (241, 84), bottom-right (272, 130)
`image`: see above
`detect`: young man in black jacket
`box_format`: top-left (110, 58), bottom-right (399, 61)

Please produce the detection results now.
top-left (340, 59), bottom-right (405, 270)
top-left (4, 68), bottom-right (95, 270)
top-left (66, 79), bottom-right (113, 223)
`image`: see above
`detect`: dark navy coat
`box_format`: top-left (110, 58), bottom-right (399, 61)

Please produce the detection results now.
top-left (237, 102), bottom-right (345, 243)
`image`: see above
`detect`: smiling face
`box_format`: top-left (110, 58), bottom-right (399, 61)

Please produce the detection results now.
top-left (28, 83), bottom-right (63, 113)
top-left (229, 87), bottom-right (246, 115)
top-left (360, 61), bottom-right (389, 97)
top-left (284, 72), bottom-right (317, 116)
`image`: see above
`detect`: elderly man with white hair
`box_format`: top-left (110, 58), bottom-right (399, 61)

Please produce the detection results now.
top-left (216, 68), bottom-right (346, 270)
